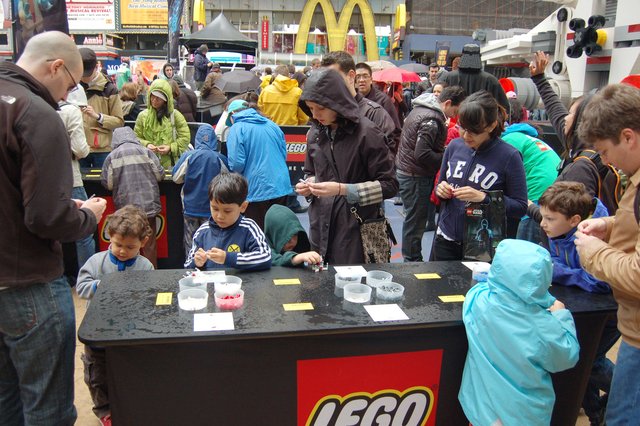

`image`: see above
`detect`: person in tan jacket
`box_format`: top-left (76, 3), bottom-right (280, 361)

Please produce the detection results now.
top-left (257, 64), bottom-right (308, 126)
top-left (574, 83), bottom-right (640, 425)
top-left (78, 48), bottom-right (124, 168)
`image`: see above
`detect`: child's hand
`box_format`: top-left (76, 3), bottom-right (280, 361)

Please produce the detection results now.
top-left (293, 251), bottom-right (322, 265)
top-left (529, 51), bottom-right (548, 77)
top-left (206, 247), bottom-right (227, 264)
top-left (435, 181), bottom-right (454, 199)
top-left (156, 145), bottom-right (171, 155)
top-left (549, 300), bottom-right (565, 312)
top-left (194, 248), bottom-right (207, 267)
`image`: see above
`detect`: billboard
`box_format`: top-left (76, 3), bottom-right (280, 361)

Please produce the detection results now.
top-left (66, 0), bottom-right (115, 31)
top-left (119, 0), bottom-right (167, 29)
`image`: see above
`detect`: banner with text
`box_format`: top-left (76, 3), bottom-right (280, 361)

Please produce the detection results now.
top-left (119, 0), bottom-right (167, 29)
top-left (67, 0), bottom-right (115, 31)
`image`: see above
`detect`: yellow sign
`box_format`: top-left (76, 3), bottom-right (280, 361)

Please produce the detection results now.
top-left (283, 302), bottom-right (314, 311)
top-left (155, 292), bottom-right (173, 305)
top-left (119, 0), bottom-right (168, 30)
top-left (294, 0), bottom-right (379, 61)
top-left (439, 295), bottom-right (465, 303)
top-left (274, 278), bottom-right (301, 285)
top-left (414, 273), bottom-right (441, 280)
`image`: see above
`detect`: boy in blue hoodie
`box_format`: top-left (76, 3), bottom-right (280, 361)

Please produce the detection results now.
top-left (538, 181), bottom-right (619, 424)
top-left (172, 124), bottom-right (229, 256)
top-left (185, 172), bottom-right (271, 271)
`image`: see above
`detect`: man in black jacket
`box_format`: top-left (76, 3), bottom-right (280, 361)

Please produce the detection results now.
top-left (396, 86), bottom-right (466, 261)
top-left (0, 31), bottom-right (106, 424)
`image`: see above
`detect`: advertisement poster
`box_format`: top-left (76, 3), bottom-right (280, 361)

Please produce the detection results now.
top-left (130, 57), bottom-right (166, 82)
top-left (119, 0), bottom-right (167, 29)
top-left (12, 0), bottom-right (70, 56)
top-left (298, 350), bottom-right (443, 426)
top-left (66, 0), bottom-right (115, 31)
top-left (435, 41), bottom-right (451, 67)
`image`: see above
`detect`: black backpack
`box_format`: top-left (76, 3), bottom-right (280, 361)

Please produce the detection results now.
top-left (572, 150), bottom-right (624, 214)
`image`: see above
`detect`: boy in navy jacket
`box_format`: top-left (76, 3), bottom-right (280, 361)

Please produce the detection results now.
top-left (184, 173), bottom-right (271, 270)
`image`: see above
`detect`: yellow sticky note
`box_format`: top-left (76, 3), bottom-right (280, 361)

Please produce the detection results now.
top-left (415, 273), bottom-right (441, 279)
top-left (155, 293), bottom-right (173, 305)
top-left (85, 174), bottom-right (100, 178)
top-left (439, 295), bottom-right (465, 303)
top-left (273, 278), bottom-right (301, 285)
top-left (283, 302), bottom-right (314, 311)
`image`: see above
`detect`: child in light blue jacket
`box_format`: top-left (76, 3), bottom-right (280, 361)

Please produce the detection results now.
top-left (459, 239), bottom-right (580, 426)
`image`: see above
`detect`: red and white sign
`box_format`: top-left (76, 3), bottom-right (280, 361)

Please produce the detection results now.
top-left (262, 18), bottom-right (269, 51)
top-left (66, 0), bottom-right (116, 31)
top-left (298, 350), bottom-right (443, 426)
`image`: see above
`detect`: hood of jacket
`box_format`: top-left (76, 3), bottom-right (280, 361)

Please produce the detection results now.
top-left (264, 205), bottom-right (309, 254)
top-left (503, 122), bottom-right (538, 137)
top-left (487, 239), bottom-right (556, 308)
top-left (299, 68), bottom-right (360, 124)
top-left (411, 92), bottom-right (443, 113)
top-left (272, 75), bottom-right (299, 93)
top-left (194, 124), bottom-right (218, 151)
top-left (231, 107), bottom-right (270, 126)
top-left (0, 62), bottom-right (58, 109)
top-left (111, 126), bottom-right (141, 149)
top-left (147, 79), bottom-right (175, 113)
top-left (83, 71), bottom-right (110, 93)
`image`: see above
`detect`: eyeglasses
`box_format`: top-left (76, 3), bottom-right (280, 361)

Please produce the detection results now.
top-left (458, 126), bottom-right (488, 137)
top-left (46, 59), bottom-right (78, 93)
top-left (355, 74), bottom-right (371, 81)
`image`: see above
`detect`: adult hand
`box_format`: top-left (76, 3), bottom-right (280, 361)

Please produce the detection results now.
top-left (549, 299), bottom-right (565, 312)
top-left (194, 248), bottom-right (207, 268)
top-left (577, 218), bottom-right (608, 240)
top-left (295, 181), bottom-right (312, 197)
top-left (72, 199), bottom-right (84, 209)
top-left (156, 145), bottom-right (171, 155)
top-left (574, 230), bottom-right (608, 258)
top-left (81, 105), bottom-right (99, 120)
top-left (207, 62), bottom-right (213, 68)
top-left (453, 186), bottom-right (485, 202)
top-left (81, 197), bottom-right (107, 223)
top-left (147, 144), bottom-right (158, 152)
top-left (307, 181), bottom-right (341, 197)
top-left (435, 181), bottom-right (454, 199)
top-left (529, 51), bottom-right (548, 77)
top-left (206, 247), bottom-right (227, 264)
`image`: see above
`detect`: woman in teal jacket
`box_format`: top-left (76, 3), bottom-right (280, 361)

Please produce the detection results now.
top-left (134, 79), bottom-right (190, 168)
top-left (459, 239), bottom-right (580, 426)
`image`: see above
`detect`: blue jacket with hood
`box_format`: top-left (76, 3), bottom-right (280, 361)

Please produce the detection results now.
top-left (459, 239), bottom-right (580, 426)
top-left (437, 136), bottom-right (528, 242)
top-left (172, 125), bottom-right (228, 218)
top-left (226, 108), bottom-right (291, 203)
top-left (548, 198), bottom-right (611, 293)
top-left (184, 215), bottom-right (271, 270)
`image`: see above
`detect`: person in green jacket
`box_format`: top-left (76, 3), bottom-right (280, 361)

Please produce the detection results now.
top-left (264, 205), bottom-right (322, 267)
top-left (134, 79), bottom-right (190, 169)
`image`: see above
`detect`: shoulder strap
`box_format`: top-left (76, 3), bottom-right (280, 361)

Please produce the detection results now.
top-left (573, 151), bottom-right (603, 197)
top-left (170, 110), bottom-right (176, 141)
top-left (635, 186), bottom-right (640, 223)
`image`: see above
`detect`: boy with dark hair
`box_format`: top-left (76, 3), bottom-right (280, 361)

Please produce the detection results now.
top-left (539, 181), bottom-right (618, 424)
top-left (575, 83), bottom-right (640, 425)
top-left (185, 173), bottom-right (271, 270)
top-left (264, 204), bottom-right (322, 267)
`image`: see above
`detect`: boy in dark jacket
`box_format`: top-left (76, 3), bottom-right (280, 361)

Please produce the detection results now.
top-left (185, 173), bottom-right (271, 270)
top-left (264, 205), bottom-right (322, 267)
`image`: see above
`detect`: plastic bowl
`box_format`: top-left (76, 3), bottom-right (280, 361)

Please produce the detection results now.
top-left (214, 289), bottom-right (245, 310)
top-left (178, 289), bottom-right (208, 311)
top-left (376, 282), bottom-right (405, 302)
top-left (366, 270), bottom-right (393, 288)
top-left (214, 275), bottom-right (243, 296)
top-left (343, 283), bottom-right (372, 303)
top-left (179, 276), bottom-right (207, 293)
top-left (334, 273), bottom-right (362, 297)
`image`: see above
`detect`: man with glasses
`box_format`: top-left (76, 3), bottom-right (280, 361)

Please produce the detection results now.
top-left (355, 62), bottom-right (402, 134)
top-left (78, 47), bottom-right (124, 169)
top-left (0, 31), bottom-right (107, 425)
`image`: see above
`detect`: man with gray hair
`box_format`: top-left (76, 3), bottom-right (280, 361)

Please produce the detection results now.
top-left (0, 31), bottom-right (106, 425)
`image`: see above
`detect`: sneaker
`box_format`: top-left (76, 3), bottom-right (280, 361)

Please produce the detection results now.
top-left (100, 414), bottom-right (112, 426)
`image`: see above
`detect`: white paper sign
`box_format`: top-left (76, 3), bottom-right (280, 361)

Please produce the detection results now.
top-left (334, 265), bottom-right (368, 277)
top-left (364, 304), bottom-right (409, 322)
top-left (193, 312), bottom-right (235, 332)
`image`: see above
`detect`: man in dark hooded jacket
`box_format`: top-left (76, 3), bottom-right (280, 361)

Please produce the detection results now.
top-left (296, 69), bottom-right (398, 264)
top-left (194, 44), bottom-right (212, 90)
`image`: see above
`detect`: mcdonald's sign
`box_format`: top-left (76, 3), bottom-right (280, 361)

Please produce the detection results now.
top-left (294, 0), bottom-right (379, 61)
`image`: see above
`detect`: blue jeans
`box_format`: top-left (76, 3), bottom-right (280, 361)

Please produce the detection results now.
top-left (606, 340), bottom-right (640, 425)
top-left (72, 186), bottom-right (96, 269)
top-left (79, 152), bottom-right (109, 169)
top-left (397, 173), bottom-right (434, 262)
top-left (0, 278), bottom-right (77, 426)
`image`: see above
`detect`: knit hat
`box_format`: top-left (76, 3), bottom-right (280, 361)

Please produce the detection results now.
top-left (79, 48), bottom-right (97, 77)
top-left (459, 44), bottom-right (482, 70)
top-left (225, 100), bottom-right (249, 126)
top-left (150, 90), bottom-right (167, 102)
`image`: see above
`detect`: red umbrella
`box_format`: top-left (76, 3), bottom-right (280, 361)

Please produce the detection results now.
top-left (372, 68), bottom-right (422, 84)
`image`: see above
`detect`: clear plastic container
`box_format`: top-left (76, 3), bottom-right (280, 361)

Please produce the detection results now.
top-left (214, 275), bottom-right (242, 296)
top-left (472, 263), bottom-right (491, 283)
top-left (214, 289), bottom-right (245, 310)
top-left (335, 273), bottom-right (362, 297)
top-left (178, 289), bottom-right (208, 311)
top-left (376, 282), bottom-right (405, 302)
top-left (343, 283), bottom-right (372, 303)
top-left (179, 276), bottom-right (207, 293)
top-left (366, 270), bottom-right (393, 288)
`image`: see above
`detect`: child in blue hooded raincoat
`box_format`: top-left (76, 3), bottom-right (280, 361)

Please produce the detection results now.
top-left (459, 239), bottom-right (580, 426)
top-left (172, 124), bottom-right (229, 256)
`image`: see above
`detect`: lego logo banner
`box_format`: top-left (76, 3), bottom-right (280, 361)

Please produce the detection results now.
top-left (298, 350), bottom-right (442, 426)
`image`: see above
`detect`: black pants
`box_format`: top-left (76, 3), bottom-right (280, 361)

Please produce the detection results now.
top-left (82, 345), bottom-right (109, 418)
top-left (432, 235), bottom-right (463, 261)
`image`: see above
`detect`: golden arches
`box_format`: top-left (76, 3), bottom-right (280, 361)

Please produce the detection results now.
top-left (293, 0), bottom-right (380, 61)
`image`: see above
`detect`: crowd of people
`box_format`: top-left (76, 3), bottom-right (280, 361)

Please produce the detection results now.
top-left (2, 30), bottom-right (640, 426)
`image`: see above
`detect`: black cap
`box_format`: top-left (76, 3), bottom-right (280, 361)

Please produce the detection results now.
top-left (79, 48), bottom-right (97, 77)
